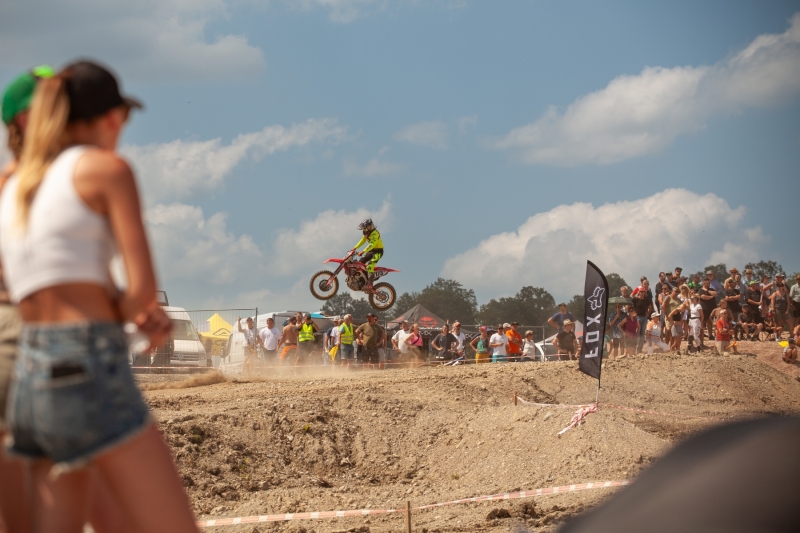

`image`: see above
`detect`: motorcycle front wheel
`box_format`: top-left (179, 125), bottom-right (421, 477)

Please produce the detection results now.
top-left (368, 282), bottom-right (396, 310)
top-left (310, 270), bottom-right (339, 300)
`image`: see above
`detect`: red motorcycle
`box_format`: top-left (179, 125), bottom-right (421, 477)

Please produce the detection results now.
top-left (309, 250), bottom-right (398, 310)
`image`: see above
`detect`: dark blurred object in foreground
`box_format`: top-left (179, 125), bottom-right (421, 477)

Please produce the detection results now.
top-left (558, 417), bottom-right (800, 533)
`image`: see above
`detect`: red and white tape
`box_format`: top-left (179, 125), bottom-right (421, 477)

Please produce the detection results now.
top-left (516, 395), bottom-right (726, 423)
top-left (196, 480), bottom-right (630, 528)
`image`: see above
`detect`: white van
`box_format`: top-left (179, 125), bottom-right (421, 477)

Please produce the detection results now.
top-left (218, 311), bottom-right (334, 373)
top-left (163, 306), bottom-right (210, 367)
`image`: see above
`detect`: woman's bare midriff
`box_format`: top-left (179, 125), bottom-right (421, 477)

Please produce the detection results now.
top-left (19, 283), bottom-right (120, 323)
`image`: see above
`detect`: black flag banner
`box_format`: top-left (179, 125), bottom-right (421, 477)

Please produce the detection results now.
top-left (579, 260), bottom-right (609, 381)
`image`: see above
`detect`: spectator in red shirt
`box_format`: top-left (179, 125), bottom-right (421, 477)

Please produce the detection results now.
top-left (505, 321), bottom-right (523, 361)
top-left (715, 310), bottom-right (738, 354)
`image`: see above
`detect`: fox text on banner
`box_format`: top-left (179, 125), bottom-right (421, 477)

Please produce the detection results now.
top-left (579, 261), bottom-right (609, 381)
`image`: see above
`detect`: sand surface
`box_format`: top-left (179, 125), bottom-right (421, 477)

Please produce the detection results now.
top-left (138, 339), bottom-right (800, 532)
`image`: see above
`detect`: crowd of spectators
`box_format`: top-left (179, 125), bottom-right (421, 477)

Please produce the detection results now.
top-left (608, 267), bottom-right (800, 362)
top-left (240, 267), bottom-right (799, 371)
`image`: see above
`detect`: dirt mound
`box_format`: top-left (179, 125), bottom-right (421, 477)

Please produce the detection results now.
top-left (140, 340), bottom-right (800, 532)
top-left (138, 371), bottom-right (228, 391)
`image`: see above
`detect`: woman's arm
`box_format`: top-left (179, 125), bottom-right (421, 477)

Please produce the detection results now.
top-left (74, 151), bottom-right (169, 343)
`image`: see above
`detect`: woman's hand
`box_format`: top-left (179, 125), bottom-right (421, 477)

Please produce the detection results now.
top-left (134, 301), bottom-right (172, 348)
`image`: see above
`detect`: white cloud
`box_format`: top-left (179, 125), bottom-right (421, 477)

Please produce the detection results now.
top-left (0, 0), bottom-right (264, 81)
top-left (496, 13), bottom-right (800, 165)
top-left (288, 0), bottom-right (467, 24)
top-left (394, 121), bottom-right (449, 149)
top-left (343, 146), bottom-right (403, 177)
top-left (146, 202), bottom-right (263, 286)
top-left (270, 201), bottom-right (391, 275)
top-left (457, 114), bottom-right (478, 134)
top-left (441, 189), bottom-right (766, 299)
top-left (122, 118), bottom-right (348, 204)
top-left (293, 0), bottom-right (382, 24)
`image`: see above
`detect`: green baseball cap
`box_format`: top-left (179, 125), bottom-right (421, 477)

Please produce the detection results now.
top-left (2, 65), bottom-right (56, 126)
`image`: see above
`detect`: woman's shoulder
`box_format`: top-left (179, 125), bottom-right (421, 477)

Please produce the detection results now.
top-left (75, 148), bottom-right (134, 182)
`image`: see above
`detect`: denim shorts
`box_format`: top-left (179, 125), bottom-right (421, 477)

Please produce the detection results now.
top-left (5, 322), bottom-right (150, 470)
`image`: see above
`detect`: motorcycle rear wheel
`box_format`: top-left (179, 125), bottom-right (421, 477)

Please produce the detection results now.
top-left (368, 282), bottom-right (396, 310)
top-left (310, 270), bottom-right (339, 300)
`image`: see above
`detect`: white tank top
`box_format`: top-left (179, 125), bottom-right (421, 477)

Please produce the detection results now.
top-left (0, 146), bottom-right (116, 303)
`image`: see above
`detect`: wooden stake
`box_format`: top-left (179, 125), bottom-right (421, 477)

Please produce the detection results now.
top-left (406, 500), bottom-right (412, 533)
top-left (514, 391), bottom-right (518, 406)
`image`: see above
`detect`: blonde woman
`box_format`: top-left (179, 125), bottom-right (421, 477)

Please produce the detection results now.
top-left (404, 323), bottom-right (425, 365)
top-left (0, 61), bottom-right (197, 532)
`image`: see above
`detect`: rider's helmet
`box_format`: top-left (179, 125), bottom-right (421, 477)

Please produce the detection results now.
top-left (358, 218), bottom-right (375, 234)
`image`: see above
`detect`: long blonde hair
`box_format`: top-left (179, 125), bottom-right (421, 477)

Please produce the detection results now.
top-left (15, 75), bottom-right (70, 227)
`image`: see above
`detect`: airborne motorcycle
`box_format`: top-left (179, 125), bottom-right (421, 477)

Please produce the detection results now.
top-left (309, 250), bottom-right (398, 310)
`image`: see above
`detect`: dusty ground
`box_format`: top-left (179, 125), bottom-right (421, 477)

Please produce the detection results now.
top-left (138, 339), bottom-right (800, 533)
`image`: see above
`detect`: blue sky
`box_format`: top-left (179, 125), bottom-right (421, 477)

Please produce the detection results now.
top-left (1, 1), bottom-right (798, 311)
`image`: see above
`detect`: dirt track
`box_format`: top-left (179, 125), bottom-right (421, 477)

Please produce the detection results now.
top-left (139, 340), bottom-right (800, 533)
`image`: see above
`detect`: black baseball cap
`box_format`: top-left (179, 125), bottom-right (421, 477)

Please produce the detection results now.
top-left (64, 60), bottom-right (142, 122)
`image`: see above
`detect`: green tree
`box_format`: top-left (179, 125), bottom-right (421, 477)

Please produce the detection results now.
top-left (565, 294), bottom-right (583, 324)
top-left (605, 273), bottom-right (630, 298)
top-left (744, 260), bottom-right (784, 279)
top-left (477, 286), bottom-right (555, 329)
top-left (321, 293), bottom-right (382, 320)
top-left (701, 263), bottom-right (728, 282)
top-left (416, 278), bottom-right (478, 324)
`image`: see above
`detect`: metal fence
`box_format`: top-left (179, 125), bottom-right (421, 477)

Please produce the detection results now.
top-left (130, 308), bottom-right (257, 373)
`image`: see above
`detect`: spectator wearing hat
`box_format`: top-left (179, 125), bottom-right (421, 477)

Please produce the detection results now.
top-left (548, 303), bottom-right (575, 332)
top-left (738, 303), bottom-right (762, 341)
top-left (522, 330), bottom-right (538, 361)
top-left (688, 274), bottom-right (702, 291)
top-left (698, 278), bottom-right (718, 342)
top-left (506, 321), bottom-right (523, 361)
top-left (724, 278), bottom-right (742, 319)
top-left (554, 319), bottom-right (579, 360)
top-left (392, 320), bottom-right (412, 362)
top-left (470, 326), bottom-right (492, 364)
top-left (782, 338), bottom-right (797, 364)
top-left (646, 312), bottom-right (669, 354)
top-left (356, 313), bottom-right (385, 368)
top-left (297, 313), bottom-right (318, 365)
top-left (489, 324), bottom-right (509, 362)
top-left (724, 267), bottom-right (740, 288)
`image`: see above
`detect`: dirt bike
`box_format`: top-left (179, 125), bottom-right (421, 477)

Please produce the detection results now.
top-left (309, 250), bottom-right (398, 310)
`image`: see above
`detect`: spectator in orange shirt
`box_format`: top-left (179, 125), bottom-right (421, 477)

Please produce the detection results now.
top-left (506, 321), bottom-right (523, 361)
top-left (715, 310), bottom-right (738, 354)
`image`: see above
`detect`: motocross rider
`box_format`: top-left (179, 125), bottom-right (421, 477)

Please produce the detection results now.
top-left (351, 218), bottom-right (384, 289)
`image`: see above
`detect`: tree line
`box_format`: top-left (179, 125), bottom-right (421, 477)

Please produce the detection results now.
top-left (320, 260), bottom-right (796, 329)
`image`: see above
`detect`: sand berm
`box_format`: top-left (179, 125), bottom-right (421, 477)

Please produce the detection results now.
top-left (138, 340), bottom-right (800, 533)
